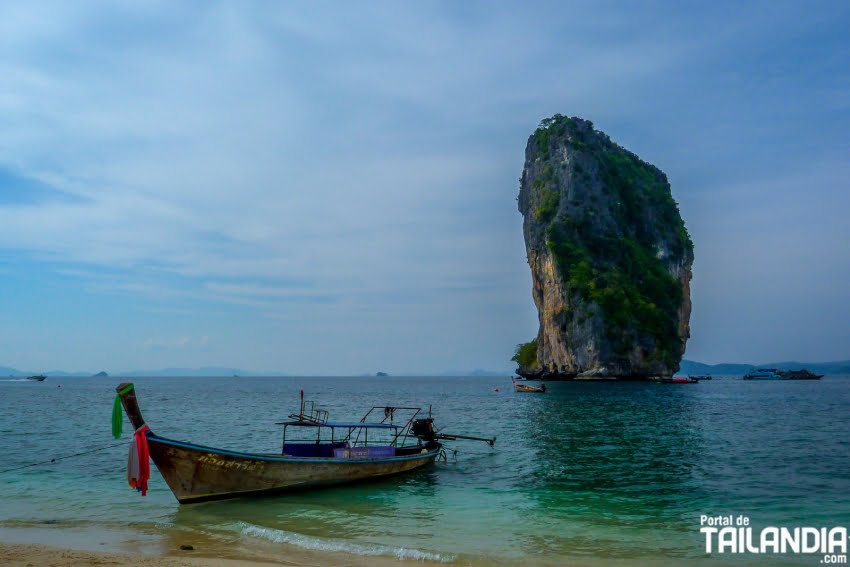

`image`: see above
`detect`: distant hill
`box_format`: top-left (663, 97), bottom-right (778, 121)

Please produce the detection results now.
top-left (92, 371), bottom-right (109, 377)
top-left (2, 361), bottom-right (848, 378)
top-left (679, 360), bottom-right (754, 375)
top-left (1, 366), bottom-right (90, 377)
top-left (45, 370), bottom-right (92, 377)
top-left (432, 369), bottom-right (512, 377)
top-left (680, 359), bottom-right (850, 376)
top-left (760, 360), bottom-right (850, 374)
top-left (121, 367), bottom-right (257, 377)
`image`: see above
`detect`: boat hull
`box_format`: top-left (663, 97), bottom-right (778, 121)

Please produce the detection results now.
top-left (147, 434), bottom-right (440, 503)
top-left (512, 378), bottom-right (546, 393)
top-left (514, 386), bottom-right (545, 393)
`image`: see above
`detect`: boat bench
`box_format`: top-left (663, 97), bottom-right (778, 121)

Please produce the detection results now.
top-left (282, 441), bottom-right (349, 458)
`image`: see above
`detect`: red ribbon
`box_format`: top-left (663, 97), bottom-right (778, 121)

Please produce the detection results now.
top-left (134, 425), bottom-right (151, 496)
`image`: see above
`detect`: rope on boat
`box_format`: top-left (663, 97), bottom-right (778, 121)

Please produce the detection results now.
top-left (437, 447), bottom-right (459, 463)
top-left (0, 441), bottom-right (128, 474)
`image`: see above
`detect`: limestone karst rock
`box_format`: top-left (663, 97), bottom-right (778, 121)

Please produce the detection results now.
top-left (514, 115), bottom-right (693, 379)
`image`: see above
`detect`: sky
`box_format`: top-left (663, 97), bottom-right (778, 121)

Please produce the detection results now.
top-left (0, 1), bottom-right (848, 374)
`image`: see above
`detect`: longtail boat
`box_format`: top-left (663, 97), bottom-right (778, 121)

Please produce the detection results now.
top-left (512, 377), bottom-right (546, 393)
top-left (114, 383), bottom-right (494, 504)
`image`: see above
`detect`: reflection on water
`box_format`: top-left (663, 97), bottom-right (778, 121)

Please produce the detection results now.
top-left (2, 376), bottom-right (850, 566)
top-left (168, 470), bottom-right (452, 562)
top-left (172, 467), bottom-right (442, 539)
top-left (513, 382), bottom-right (706, 559)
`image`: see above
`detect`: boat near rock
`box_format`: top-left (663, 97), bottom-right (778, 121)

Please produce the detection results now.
top-left (114, 383), bottom-right (494, 504)
top-left (659, 376), bottom-right (698, 384)
top-left (512, 377), bottom-right (546, 393)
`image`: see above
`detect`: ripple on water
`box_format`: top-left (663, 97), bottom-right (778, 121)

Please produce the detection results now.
top-left (1, 375), bottom-right (850, 565)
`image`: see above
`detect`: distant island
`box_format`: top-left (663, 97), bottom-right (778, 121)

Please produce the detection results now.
top-left (376, 371), bottom-right (389, 377)
top-left (92, 371), bottom-right (108, 377)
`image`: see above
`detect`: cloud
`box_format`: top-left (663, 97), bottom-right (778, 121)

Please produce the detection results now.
top-left (0, 2), bottom-right (848, 370)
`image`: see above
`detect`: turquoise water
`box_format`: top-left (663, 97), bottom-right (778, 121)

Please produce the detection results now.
top-left (1, 376), bottom-right (849, 565)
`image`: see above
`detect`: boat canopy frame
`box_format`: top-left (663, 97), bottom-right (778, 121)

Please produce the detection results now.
top-left (275, 395), bottom-right (430, 452)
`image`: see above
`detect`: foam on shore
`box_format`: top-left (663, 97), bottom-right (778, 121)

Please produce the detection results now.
top-left (236, 521), bottom-right (452, 563)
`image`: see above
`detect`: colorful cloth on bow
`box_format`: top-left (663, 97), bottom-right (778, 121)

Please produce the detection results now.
top-left (127, 424), bottom-right (151, 496)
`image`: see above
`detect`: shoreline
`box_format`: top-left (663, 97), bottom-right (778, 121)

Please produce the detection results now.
top-left (0, 540), bottom-right (438, 567)
top-left (0, 524), bottom-right (447, 567)
top-left (0, 512), bottom-right (810, 567)
top-left (0, 540), bottom-right (772, 567)
top-left (0, 542), bottom-right (279, 567)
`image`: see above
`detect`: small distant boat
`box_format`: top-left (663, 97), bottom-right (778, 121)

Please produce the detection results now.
top-left (689, 375), bottom-right (713, 381)
top-left (26, 374), bottom-right (47, 381)
top-left (114, 383), bottom-right (494, 503)
top-left (742, 368), bottom-right (782, 380)
top-left (512, 377), bottom-right (546, 393)
top-left (668, 376), bottom-right (698, 384)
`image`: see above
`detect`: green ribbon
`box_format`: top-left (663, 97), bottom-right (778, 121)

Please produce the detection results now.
top-left (112, 385), bottom-right (135, 439)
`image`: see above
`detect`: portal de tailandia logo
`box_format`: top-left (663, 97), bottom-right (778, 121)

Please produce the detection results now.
top-left (701, 515), bottom-right (848, 564)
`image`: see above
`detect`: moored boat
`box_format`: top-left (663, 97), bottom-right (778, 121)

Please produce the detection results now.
top-left (512, 377), bottom-right (546, 393)
top-left (689, 374), bottom-right (713, 381)
top-left (742, 368), bottom-right (782, 380)
top-left (780, 369), bottom-right (823, 380)
top-left (743, 368), bottom-right (823, 380)
top-left (26, 374), bottom-right (47, 381)
top-left (114, 383), bottom-right (494, 504)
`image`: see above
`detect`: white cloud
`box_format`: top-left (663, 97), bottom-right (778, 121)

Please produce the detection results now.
top-left (0, 2), bottom-right (847, 370)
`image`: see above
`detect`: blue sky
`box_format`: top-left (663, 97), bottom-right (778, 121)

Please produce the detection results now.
top-left (0, 1), bottom-right (848, 374)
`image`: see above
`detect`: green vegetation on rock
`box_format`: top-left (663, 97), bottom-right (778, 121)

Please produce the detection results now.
top-left (511, 338), bottom-right (539, 369)
top-left (547, 220), bottom-right (683, 366)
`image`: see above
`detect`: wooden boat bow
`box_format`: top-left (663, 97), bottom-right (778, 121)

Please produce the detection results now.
top-left (116, 383), bottom-right (147, 431)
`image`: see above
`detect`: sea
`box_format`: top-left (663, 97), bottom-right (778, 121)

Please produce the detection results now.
top-left (1, 375), bottom-right (849, 566)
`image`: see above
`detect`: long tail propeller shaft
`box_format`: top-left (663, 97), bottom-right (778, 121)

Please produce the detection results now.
top-left (435, 433), bottom-right (496, 447)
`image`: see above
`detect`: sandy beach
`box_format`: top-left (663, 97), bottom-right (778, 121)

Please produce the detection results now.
top-left (0, 541), bottom-right (426, 567)
top-left (0, 542), bottom-right (275, 567)
top-left (0, 541), bottom-right (730, 567)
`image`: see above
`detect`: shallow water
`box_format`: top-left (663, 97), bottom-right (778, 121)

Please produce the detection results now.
top-left (1, 376), bottom-right (849, 565)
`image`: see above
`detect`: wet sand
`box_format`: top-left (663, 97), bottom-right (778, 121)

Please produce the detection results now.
top-left (0, 541), bottom-right (430, 567)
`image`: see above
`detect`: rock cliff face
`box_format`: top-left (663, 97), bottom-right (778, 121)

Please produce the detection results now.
top-left (514, 116), bottom-right (693, 379)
